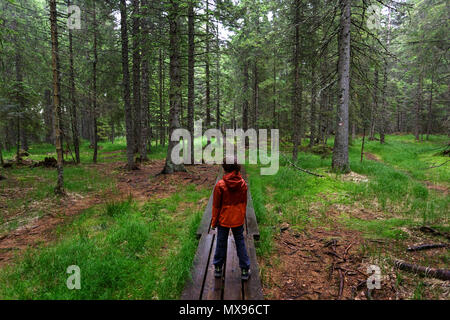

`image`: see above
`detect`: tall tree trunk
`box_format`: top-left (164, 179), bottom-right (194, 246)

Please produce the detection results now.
top-left (242, 57), bottom-right (249, 132)
top-left (205, 0), bottom-right (211, 127)
top-left (50, 0), bottom-right (65, 194)
top-left (414, 72), bottom-right (423, 141)
top-left (132, 0), bottom-right (141, 154)
top-left (162, 0), bottom-right (186, 174)
top-left (273, 51), bottom-right (277, 129)
top-left (14, 27), bottom-right (22, 159)
top-left (380, 62), bottom-right (387, 144)
top-left (187, 0), bottom-right (195, 163)
top-left (92, 1), bottom-right (98, 163)
top-left (44, 89), bottom-right (54, 144)
top-left (332, 0), bottom-right (351, 173)
top-left (68, 0), bottom-right (80, 164)
top-left (309, 67), bottom-right (317, 147)
top-left (319, 47), bottom-right (329, 144)
top-left (159, 5), bottom-right (165, 148)
top-left (253, 59), bottom-right (259, 130)
top-left (309, 1), bottom-right (318, 147)
top-left (140, 0), bottom-right (150, 161)
top-left (380, 6), bottom-right (391, 144)
top-left (370, 68), bottom-right (378, 140)
top-left (291, 0), bottom-right (301, 161)
top-left (159, 47), bottom-right (165, 146)
top-left (215, 18), bottom-right (221, 130)
top-left (426, 73), bottom-right (434, 140)
top-left (120, 0), bottom-right (136, 170)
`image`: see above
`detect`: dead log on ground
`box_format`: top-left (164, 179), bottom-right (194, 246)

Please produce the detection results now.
top-left (407, 243), bottom-right (448, 252)
top-left (394, 260), bottom-right (450, 281)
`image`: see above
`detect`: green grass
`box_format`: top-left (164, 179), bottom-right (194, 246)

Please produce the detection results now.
top-left (0, 184), bottom-right (209, 299)
top-left (248, 134), bottom-right (448, 260)
top-left (0, 134), bottom-right (448, 299)
top-left (0, 136), bottom-right (214, 299)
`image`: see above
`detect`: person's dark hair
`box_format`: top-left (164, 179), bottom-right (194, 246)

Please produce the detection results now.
top-left (222, 156), bottom-right (241, 173)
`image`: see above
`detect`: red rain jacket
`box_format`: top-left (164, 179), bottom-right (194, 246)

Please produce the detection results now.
top-left (211, 171), bottom-right (248, 228)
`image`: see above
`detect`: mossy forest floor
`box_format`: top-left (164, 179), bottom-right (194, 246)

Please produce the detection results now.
top-left (0, 134), bottom-right (448, 299)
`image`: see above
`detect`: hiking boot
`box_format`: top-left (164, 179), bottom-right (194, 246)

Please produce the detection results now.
top-left (214, 265), bottom-right (223, 278)
top-left (241, 268), bottom-right (251, 281)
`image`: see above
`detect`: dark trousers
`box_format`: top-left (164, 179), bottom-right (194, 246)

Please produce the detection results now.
top-left (213, 225), bottom-right (250, 270)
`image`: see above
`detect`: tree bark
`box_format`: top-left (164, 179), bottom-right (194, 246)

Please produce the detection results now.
top-left (92, 1), bottom-right (98, 163)
top-left (14, 22), bottom-right (22, 159)
top-left (253, 59), bottom-right (259, 130)
top-left (426, 73), bottom-right (434, 140)
top-left (140, 0), bottom-right (150, 160)
top-left (242, 57), bottom-right (249, 132)
top-left (216, 18), bottom-right (221, 130)
top-left (414, 72), bottom-right (423, 141)
top-left (132, 0), bottom-right (141, 154)
top-left (332, 0), bottom-right (351, 173)
top-left (159, 46), bottom-right (165, 146)
top-left (188, 0), bottom-right (195, 163)
top-left (162, 0), bottom-right (186, 174)
top-left (309, 1), bottom-right (318, 147)
top-left (44, 89), bottom-right (54, 144)
top-left (292, 0), bottom-right (302, 161)
top-left (50, 0), bottom-right (65, 194)
top-left (205, 0), bottom-right (211, 127)
top-left (309, 67), bottom-right (317, 147)
top-left (120, 0), bottom-right (136, 170)
top-left (272, 50), bottom-right (277, 129)
top-left (380, 6), bottom-right (392, 144)
top-left (370, 68), bottom-right (378, 140)
top-left (68, 0), bottom-right (80, 164)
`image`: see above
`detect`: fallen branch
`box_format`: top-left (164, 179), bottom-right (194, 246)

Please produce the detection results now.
top-left (394, 260), bottom-right (450, 281)
top-left (419, 226), bottom-right (450, 241)
top-left (284, 156), bottom-right (325, 178)
top-left (422, 160), bottom-right (449, 170)
top-left (407, 243), bottom-right (448, 252)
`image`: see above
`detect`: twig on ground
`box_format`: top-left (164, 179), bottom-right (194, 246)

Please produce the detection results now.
top-left (422, 160), bottom-right (449, 169)
top-left (338, 268), bottom-right (344, 299)
top-left (281, 154), bottom-right (325, 177)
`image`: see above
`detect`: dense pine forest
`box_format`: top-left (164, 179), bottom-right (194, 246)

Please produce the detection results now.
top-left (0, 0), bottom-right (448, 301)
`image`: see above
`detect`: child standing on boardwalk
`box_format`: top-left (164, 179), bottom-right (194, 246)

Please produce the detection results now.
top-left (211, 157), bottom-right (251, 280)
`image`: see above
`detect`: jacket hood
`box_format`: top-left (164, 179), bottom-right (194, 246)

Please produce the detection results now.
top-left (222, 171), bottom-right (246, 191)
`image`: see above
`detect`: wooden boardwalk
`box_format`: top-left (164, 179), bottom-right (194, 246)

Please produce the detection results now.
top-left (181, 167), bottom-right (264, 300)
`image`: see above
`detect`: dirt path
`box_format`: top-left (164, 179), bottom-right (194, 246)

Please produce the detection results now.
top-left (0, 159), bottom-right (218, 266)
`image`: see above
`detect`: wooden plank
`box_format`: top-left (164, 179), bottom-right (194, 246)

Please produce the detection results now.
top-left (196, 191), bottom-right (214, 238)
top-left (223, 232), bottom-right (243, 300)
top-left (241, 167), bottom-right (260, 240)
top-left (181, 233), bottom-right (214, 300)
top-left (196, 167), bottom-right (223, 238)
top-left (201, 230), bottom-right (223, 300)
top-left (246, 193), bottom-right (260, 240)
top-left (243, 236), bottom-right (264, 300)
